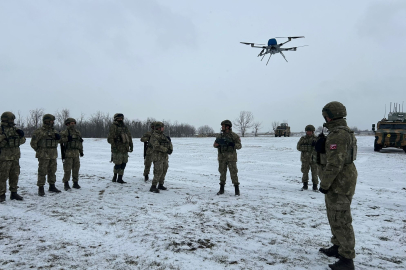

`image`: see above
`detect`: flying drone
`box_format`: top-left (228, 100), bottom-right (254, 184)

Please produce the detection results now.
top-left (240, 36), bottom-right (307, 65)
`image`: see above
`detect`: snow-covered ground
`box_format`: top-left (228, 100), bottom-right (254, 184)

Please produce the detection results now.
top-left (1, 136), bottom-right (405, 270)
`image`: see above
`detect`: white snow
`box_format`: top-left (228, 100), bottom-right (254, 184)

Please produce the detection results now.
top-left (0, 137), bottom-right (405, 269)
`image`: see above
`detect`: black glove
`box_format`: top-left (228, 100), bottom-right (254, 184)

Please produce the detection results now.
top-left (319, 187), bottom-right (329, 194)
top-left (80, 151), bottom-right (84, 157)
top-left (166, 136), bottom-right (171, 142)
top-left (16, 129), bottom-right (24, 138)
top-left (228, 142), bottom-right (235, 147)
top-left (167, 148), bottom-right (173, 155)
top-left (68, 135), bottom-right (73, 142)
top-left (55, 133), bottom-right (61, 140)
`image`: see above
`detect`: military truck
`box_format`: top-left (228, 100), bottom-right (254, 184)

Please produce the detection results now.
top-left (275, 123), bottom-right (291, 137)
top-left (372, 109), bottom-right (406, 153)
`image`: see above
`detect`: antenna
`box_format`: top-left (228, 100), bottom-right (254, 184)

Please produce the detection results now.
top-left (390, 102), bottom-right (392, 113)
top-left (384, 104), bottom-right (386, 118)
top-left (403, 101), bottom-right (404, 112)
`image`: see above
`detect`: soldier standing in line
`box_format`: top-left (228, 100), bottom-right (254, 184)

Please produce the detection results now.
top-left (0, 112), bottom-right (26, 202)
top-left (60, 118), bottom-right (84, 191)
top-left (213, 120), bottom-right (242, 196)
top-left (107, 113), bottom-right (133, 184)
top-left (316, 101), bottom-right (357, 270)
top-left (297, 125), bottom-right (318, 191)
top-left (30, 114), bottom-right (62, 196)
top-left (148, 121), bottom-right (172, 193)
top-left (140, 122), bottom-right (155, 181)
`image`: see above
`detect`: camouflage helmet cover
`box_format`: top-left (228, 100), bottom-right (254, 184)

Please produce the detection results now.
top-left (154, 121), bottom-right (164, 129)
top-left (114, 113), bottom-right (124, 120)
top-left (322, 101), bottom-right (347, 119)
top-left (65, 118), bottom-right (77, 125)
top-left (1, 111), bottom-right (16, 122)
top-left (305, 125), bottom-right (315, 131)
top-left (43, 114), bottom-right (55, 123)
top-left (221, 120), bottom-right (232, 128)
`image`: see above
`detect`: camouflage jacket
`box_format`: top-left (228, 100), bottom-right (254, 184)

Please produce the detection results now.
top-left (213, 131), bottom-right (242, 162)
top-left (318, 119), bottom-right (358, 195)
top-left (30, 124), bottom-right (60, 159)
top-left (297, 134), bottom-right (317, 162)
top-left (107, 121), bottom-right (133, 153)
top-left (149, 130), bottom-right (173, 161)
top-left (60, 127), bottom-right (83, 158)
top-left (0, 122), bottom-right (26, 161)
top-left (140, 130), bottom-right (154, 156)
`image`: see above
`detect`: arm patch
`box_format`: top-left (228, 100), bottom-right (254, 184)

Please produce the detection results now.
top-left (330, 144), bottom-right (337, 150)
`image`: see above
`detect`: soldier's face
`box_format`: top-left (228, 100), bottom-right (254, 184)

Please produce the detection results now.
top-left (68, 122), bottom-right (76, 127)
top-left (161, 127), bottom-right (164, 131)
top-left (116, 117), bottom-right (123, 122)
top-left (50, 120), bottom-right (54, 125)
top-left (221, 125), bottom-right (226, 131)
top-left (306, 131), bottom-right (313, 136)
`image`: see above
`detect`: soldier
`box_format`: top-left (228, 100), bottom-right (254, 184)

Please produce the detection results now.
top-left (0, 112), bottom-right (26, 202)
top-left (140, 122), bottom-right (155, 181)
top-left (30, 114), bottom-right (62, 196)
top-left (60, 118), bottom-right (84, 191)
top-left (297, 125), bottom-right (318, 191)
top-left (107, 113), bottom-right (133, 184)
top-left (149, 121), bottom-right (172, 193)
top-left (316, 102), bottom-right (357, 270)
top-left (213, 120), bottom-right (242, 196)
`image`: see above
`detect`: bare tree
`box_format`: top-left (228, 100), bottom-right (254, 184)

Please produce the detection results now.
top-left (15, 111), bottom-right (25, 128)
top-left (252, 122), bottom-right (262, 137)
top-left (234, 111), bottom-right (254, 137)
top-left (197, 125), bottom-right (215, 136)
top-left (271, 121), bottom-right (280, 131)
top-left (55, 108), bottom-right (70, 130)
top-left (28, 108), bottom-right (44, 129)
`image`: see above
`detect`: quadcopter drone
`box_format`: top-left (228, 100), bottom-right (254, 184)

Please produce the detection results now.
top-left (240, 36), bottom-right (307, 65)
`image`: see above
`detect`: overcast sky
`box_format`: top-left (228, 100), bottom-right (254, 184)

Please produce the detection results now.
top-left (1, 0), bottom-right (405, 132)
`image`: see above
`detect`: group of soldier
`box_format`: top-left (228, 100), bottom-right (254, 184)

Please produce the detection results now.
top-left (0, 101), bottom-right (357, 270)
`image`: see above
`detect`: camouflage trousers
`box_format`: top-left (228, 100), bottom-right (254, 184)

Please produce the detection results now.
top-left (62, 157), bottom-right (80, 183)
top-left (152, 159), bottom-right (168, 186)
top-left (37, 158), bottom-right (57, 186)
top-left (325, 192), bottom-right (355, 259)
top-left (0, 160), bottom-right (20, 195)
top-left (301, 159), bottom-right (318, 184)
top-left (112, 152), bottom-right (128, 176)
top-left (143, 154), bottom-right (153, 176)
top-left (218, 160), bottom-right (239, 185)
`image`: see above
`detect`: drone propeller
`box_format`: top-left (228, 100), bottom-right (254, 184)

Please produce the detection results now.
top-left (240, 42), bottom-right (266, 46)
top-left (275, 36), bottom-right (305, 39)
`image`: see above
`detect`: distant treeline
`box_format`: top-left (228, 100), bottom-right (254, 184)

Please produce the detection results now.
top-left (14, 109), bottom-right (196, 138)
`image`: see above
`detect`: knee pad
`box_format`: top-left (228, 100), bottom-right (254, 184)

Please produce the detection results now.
top-left (114, 164), bottom-right (121, 170)
top-left (121, 163), bottom-right (127, 169)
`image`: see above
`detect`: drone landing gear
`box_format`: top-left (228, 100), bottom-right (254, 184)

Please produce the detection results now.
top-left (266, 54), bottom-right (272, 65)
top-left (280, 51), bottom-right (288, 62)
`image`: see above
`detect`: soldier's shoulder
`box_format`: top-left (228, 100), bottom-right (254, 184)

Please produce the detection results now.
top-left (231, 132), bottom-right (241, 139)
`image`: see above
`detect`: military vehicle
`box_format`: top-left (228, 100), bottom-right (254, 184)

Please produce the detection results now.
top-left (372, 103), bottom-right (406, 152)
top-left (275, 123), bottom-right (291, 137)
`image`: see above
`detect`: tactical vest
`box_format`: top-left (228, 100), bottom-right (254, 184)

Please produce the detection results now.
top-left (65, 130), bottom-right (83, 150)
top-left (39, 130), bottom-right (58, 148)
top-left (159, 136), bottom-right (170, 148)
top-left (115, 126), bottom-right (130, 144)
top-left (219, 135), bottom-right (235, 153)
top-left (1, 126), bottom-right (23, 148)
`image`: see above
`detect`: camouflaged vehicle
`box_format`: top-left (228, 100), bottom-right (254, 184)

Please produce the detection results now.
top-left (275, 123), bottom-right (291, 137)
top-left (372, 112), bottom-right (406, 152)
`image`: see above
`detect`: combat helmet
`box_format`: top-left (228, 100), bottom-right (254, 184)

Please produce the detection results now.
top-left (114, 113), bottom-right (124, 120)
top-left (43, 114), bottom-right (55, 123)
top-left (150, 122), bottom-right (155, 129)
top-left (322, 101), bottom-right (347, 120)
top-left (1, 111), bottom-right (16, 123)
top-left (305, 125), bottom-right (315, 132)
top-left (154, 121), bottom-right (164, 129)
top-left (221, 120), bottom-right (232, 128)
top-left (64, 118), bottom-right (77, 125)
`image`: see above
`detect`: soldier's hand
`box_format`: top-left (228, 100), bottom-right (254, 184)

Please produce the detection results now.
top-left (214, 143), bottom-right (219, 147)
top-left (68, 135), bottom-right (73, 142)
top-left (55, 133), bottom-right (61, 140)
top-left (166, 135), bottom-right (171, 142)
top-left (80, 152), bottom-right (84, 157)
top-left (129, 146), bottom-right (133, 152)
top-left (228, 142), bottom-right (235, 147)
top-left (319, 187), bottom-right (329, 194)
top-left (16, 129), bottom-right (24, 138)
top-left (167, 148), bottom-right (173, 155)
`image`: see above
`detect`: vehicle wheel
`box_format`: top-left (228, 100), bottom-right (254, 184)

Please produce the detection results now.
top-left (403, 146), bottom-right (406, 153)
top-left (284, 134), bottom-right (286, 137)
top-left (275, 134), bottom-right (277, 137)
top-left (374, 142), bottom-right (381, 152)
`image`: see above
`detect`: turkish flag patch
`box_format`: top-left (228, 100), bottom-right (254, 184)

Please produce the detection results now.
top-left (330, 144), bottom-right (337, 150)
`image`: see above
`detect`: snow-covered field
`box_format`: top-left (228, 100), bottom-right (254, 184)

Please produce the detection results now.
top-left (1, 136), bottom-right (405, 270)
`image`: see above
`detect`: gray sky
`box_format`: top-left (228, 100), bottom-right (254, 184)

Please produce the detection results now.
top-left (1, 0), bottom-right (405, 132)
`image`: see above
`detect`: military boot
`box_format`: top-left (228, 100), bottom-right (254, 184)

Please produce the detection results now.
top-left (328, 256), bottom-right (354, 270)
top-left (64, 182), bottom-right (71, 191)
top-left (217, 184), bottom-right (225, 195)
top-left (150, 185), bottom-right (160, 193)
top-left (117, 175), bottom-right (127, 184)
top-left (38, 186), bottom-right (45, 196)
top-left (234, 185), bottom-right (240, 196)
top-left (158, 183), bottom-right (167, 190)
top-left (319, 245), bottom-right (339, 258)
top-left (10, 192), bottom-right (23, 201)
top-left (0, 194), bottom-right (5, 202)
top-left (112, 173), bottom-right (117, 182)
top-left (49, 184), bottom-right (61, 193)
top-left (144, 175), bottom-right (149, 181)
top-left (313, 184), bottom-right (318, 191)
top-left (302, 182), bottom-right (308, 190)
top-left (72, 182), bottom-right (81, 189)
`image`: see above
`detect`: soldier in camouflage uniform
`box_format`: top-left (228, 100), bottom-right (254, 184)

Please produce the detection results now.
top-left (140, 122), bottom-right (155, 181)
top-left (213, 120), bottom-right (242, 196)
top-left (297, 125), bottom-right (318, 191)
top-left (60, 118), bottom-right (84, 191)
top-left (107, 113), bottom-right (133, 184)
top-left (0, 112), bottom-right (26, 202)
top-left (30, 114), bottom-right (62, 196)
top-left (316, 102), bottom-right (357, 270)
top-left (149, 121), bottom-right (173, 193)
